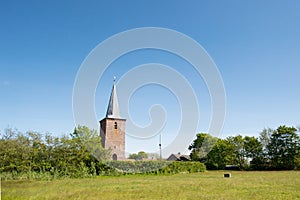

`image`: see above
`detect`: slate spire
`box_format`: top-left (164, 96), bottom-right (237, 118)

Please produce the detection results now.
top-left (106, 76), bottom-right (120, 118)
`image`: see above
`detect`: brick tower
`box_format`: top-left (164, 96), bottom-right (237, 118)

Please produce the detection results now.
top-left (99, 78), bottom-right (126, 160)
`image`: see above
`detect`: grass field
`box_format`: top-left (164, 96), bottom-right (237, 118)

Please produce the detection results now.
top-left (2, 171), bottom-right (300, 200)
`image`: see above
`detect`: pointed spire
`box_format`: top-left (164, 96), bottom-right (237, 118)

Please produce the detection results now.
top-left (106, 76), bottom-right (120, 118)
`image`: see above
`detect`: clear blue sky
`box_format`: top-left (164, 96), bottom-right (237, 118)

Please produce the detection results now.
top-left (1, 1), bottom-right (300, 154)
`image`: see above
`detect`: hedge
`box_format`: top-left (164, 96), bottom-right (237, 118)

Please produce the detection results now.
top-left (102, 161), bottom-right (206, 175)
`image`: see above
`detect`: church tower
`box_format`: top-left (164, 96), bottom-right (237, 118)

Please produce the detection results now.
top-left (99, 78), bottom-right (126, 160)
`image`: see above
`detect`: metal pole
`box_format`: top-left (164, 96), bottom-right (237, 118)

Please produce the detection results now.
top-left (159, 134), bottom-right (162, 160)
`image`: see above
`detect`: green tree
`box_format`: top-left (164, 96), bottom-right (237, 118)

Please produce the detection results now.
top-left (26, 131), bottom-right (47, 172)
top-left (244, 136), bottom-right (263, 159)
top-left (259, 128), bottom-right (274, 155)
top-left (267, 125), bottom-right (300, 169)
top-left (205, 139), bottom-right (235, 170)
top-left (128, 153), bottom-right (138, 160)
top-left (129, 151), bottom-right (148, 160)
top-left (0, 126), bottom-right (112, 178)
top-left (227, 135), bottom-right (247, 169)
top-left (137, 151), bottom-right (148, 159)
top-left (244, 136), bottom-right (265, 169)
top-left (188, 133), bottom-right (218, 162)
top-left (0, 128), bottom-right (34, 173)
top-left (73, 125), bottom-right (111, 162)
top-left (46, 125), bottom-right (110, 177)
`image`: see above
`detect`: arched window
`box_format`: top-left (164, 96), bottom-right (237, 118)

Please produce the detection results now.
top-left (114, 122), bottom-right (117, 130)
top-left (112, 154), bottom-right (117, 160)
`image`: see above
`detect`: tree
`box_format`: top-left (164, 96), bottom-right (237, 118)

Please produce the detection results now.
top-left (227, 135), bottom-right (247, 169)
top-left (128, 151), bottom-right (148, 160)
top-left (244, 136), bottom-right (265, 169)
top-left (205, 139), bottom-right (235, 170)
top-left (259, 128), bottom-right (274, 155)
top-left (73, 125), bottom-right (111, 162)
top-left (137, 151), bottom-right (148, 160)
top-left (26, 131), bottom-right (47, 172)
top-left (244, 136), bottom-right (263, 159)
top-left (0, 128), bottom-right (32, 173)
top-left (0, 126), bottom-right (113, 178)
top-left (2, 127), bottom-right (18, 140)
top-left (188, 133), bottom-right (218, 162)
top-left (128, 153), bottom-right (138, 160)
top-left (267, 125), bottom-right (300, 169)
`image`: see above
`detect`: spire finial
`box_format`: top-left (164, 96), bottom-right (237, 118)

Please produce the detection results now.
top-left (114, 76), bottom-right (116, 83)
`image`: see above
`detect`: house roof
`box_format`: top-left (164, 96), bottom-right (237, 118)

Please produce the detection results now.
top-left (167, 153), bottom-right (191, 161)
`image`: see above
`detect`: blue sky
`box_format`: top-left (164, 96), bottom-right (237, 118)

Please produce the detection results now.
top-left (1, 1), bottom-right (300, 154)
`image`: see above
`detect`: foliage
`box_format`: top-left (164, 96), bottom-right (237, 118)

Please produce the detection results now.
top-left (0, 126), bottom-right (206, 179)
top-left (105, 160), bottom-right (167, 174)
top-left (101, 161), bottom-right (205, 174)
top-left (128, 151), bottom-right (148, 160)
top-left (189, 125), bottom-right (300, 170)
top-left (227, 135), bottom-right (247, 168)
top-left (205, 139), bottom-right (235, 170)
top-left (244, 136), bottom-right (266, 170)
top-left (188, 133), bottom-right (218, 162)
top-left (259, 127), bottom-right (274, 159)
top-left (267, 125), bottom-right (300, 169)
top-left (0, 126), bottom-right (110, 179)
top-left (244, 136), bottom-right (263, 159)
top-left (1, 124), bottom-right (300, 180)
top-left (158, 161), bottom-right (206, 174)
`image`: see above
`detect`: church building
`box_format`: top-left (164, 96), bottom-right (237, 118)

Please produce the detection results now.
top-left (99, 79), bottom-right (126, 160)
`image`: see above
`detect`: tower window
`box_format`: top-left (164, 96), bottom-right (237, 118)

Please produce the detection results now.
top-left (114, 122), bottom-right (118, 130)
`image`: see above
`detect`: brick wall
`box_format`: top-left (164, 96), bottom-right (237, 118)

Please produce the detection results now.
top-left (100, 118), bottom-right (126, 160)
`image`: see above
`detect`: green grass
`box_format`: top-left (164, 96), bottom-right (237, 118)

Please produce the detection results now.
top-left (2, 171), bottom-right (300, 200)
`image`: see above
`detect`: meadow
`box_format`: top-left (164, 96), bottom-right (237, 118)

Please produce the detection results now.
top-left (2, 171), bottom-right (300, 200)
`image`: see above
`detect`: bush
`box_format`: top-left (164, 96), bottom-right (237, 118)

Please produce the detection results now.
top-left (159, 162), bottom-right (206, 174)
top-left (101, 161), bottom-right (206, 175)
top-left (0, 161), bottom-right (206, 179)
top-left (104, 160), bottom-right (169, 174)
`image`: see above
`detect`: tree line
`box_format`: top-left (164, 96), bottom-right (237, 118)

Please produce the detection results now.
top-left (0, 125), bottom-right (204, 179)
top-left (1, 124), bottom-right (299, 179)
top-left (0, 126), bottom-right (111, 179)
top-left (188, 125), bottom-right (300, 170)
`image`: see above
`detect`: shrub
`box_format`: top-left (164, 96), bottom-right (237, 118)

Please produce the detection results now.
top-left (101, 161), bottom-right (206, 175)
top-left (158, 162), bottom-right (206, 174)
